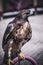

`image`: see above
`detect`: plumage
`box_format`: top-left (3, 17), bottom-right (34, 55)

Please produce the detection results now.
top-left (2, 10), bottom-right (32, 58)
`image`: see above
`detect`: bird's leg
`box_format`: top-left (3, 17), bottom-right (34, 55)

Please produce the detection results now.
top-left (17, 50), bottom-right (25, 59)
top-left (18, 52), bottom-right (25, 59)
top-left (8, 39), bottom-right (14, 65)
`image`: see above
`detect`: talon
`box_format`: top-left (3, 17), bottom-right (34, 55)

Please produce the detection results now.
top-left (9, 59), bottom-right (14, 64)
top-left (18, 52), bottom-right (25, 59)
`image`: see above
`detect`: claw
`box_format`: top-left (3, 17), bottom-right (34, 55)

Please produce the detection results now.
top-left (18, 52), bottom-right (25, 59)
top-left (8, 59), bottom-right (14, 65)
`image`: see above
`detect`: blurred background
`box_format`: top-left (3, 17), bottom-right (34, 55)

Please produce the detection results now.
top-left (0, 0), bottom-right (43, 65)
top-left (0, 0), bottom-right (43, 19)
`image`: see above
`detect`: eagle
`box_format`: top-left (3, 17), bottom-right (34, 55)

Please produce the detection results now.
top-left (2, 10), bottom-right (32, 63)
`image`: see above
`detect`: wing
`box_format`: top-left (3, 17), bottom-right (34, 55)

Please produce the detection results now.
top-left (2, 22), bottom-right (15, 49)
